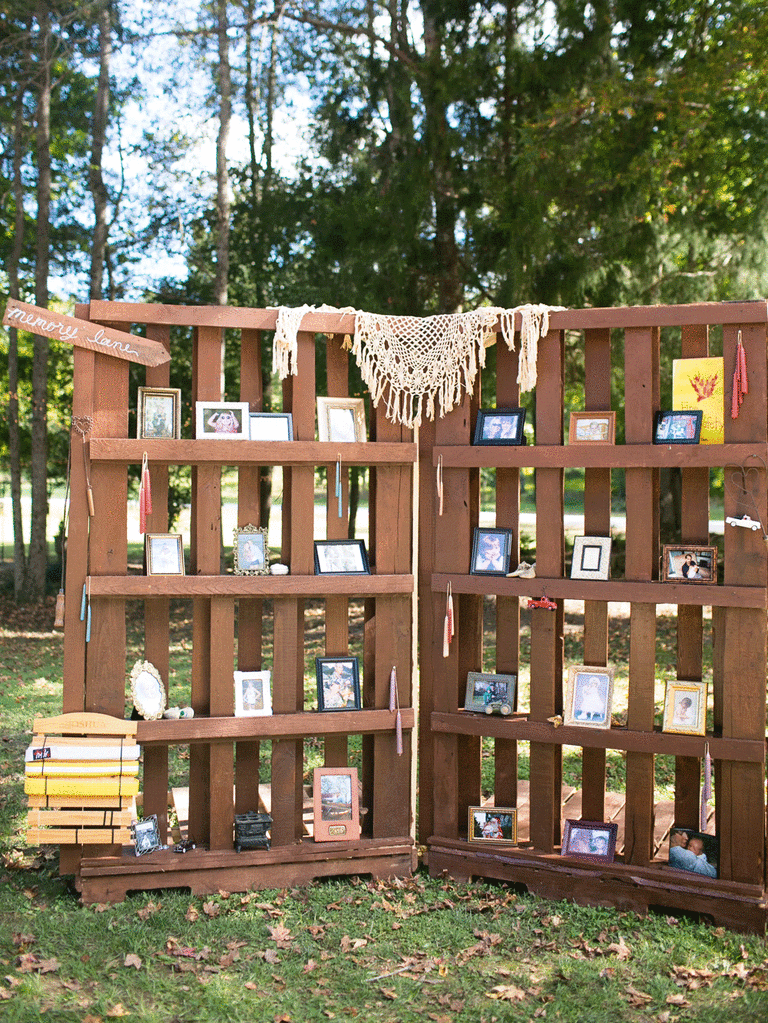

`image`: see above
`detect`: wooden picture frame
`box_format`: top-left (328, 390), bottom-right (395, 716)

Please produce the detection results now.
top-left (564, 665), bottom-right (614, 729)
top-left (314, 539), bottom-right (370, 575)
top-left (568, 411), bottom-right (616, 444)
top-left (653, 410), bottom-right (703, 444)
top-left (137, 386), bottom-right (181, 440)
top-left (317, 397), bottom-right (366, 443)
top-left (473, 407), bottom-right (526, 446)
top-left (570, 536), bottom-right (612, 580)
top-left (464, 672), bottom-right (516, 715)
top-left (234, 525), bottom-right (269, 575)
top-left (195, 400), bottom-right (250, 439)
top-left (234, 669), bottom-right (272, 717)
top-left (313, 767), bottom-right (361, 842)
top-left (663, 680), bottom-right (707, 735)
top-left (249, 412), bottom-right (293, 441)
top-left (316, 657), bottom-right (362, 711)
top-left (468, 807), bottom-right (517, 844)
top-left (470, 527), bottom-right (513, 576)
top-left (562, 819), bottom-right (618, 863)
top-left (662, 545), bottom-right (717, 583)
top-left (145, 533), bottom-right (185, 576)
top-left (129, 659), bottom-right (166, 720)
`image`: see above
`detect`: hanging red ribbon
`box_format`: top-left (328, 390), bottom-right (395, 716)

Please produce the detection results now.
top-left (443, 582), bottom-right (454, 657)
top-left (731, 330), bottom-right (748, 419)
top-left (139, 453), bottom-right (152, 533)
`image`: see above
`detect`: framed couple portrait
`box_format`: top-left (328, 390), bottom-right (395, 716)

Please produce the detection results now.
top-left (662, 545), bottom-right (716, 583)
top-left (561, 819), bottom-right (617, 864)
top-left (473, 408), bottom-right (526, 446)
top-left (234, 525), bottom-right (269, 575)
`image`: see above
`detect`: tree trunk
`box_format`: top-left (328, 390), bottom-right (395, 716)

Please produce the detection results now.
top-left (214, 0), bottom-right (231, 309)
top-left (89, 0), bottom-right (112, 300)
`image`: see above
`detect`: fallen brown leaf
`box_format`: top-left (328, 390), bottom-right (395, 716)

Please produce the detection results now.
top-left (106, 1004), bottom-right (131, 1017)
top-left (607, 936), bottom-right (632, 961)
top-left (136, 901), bottom-right (161, 921)
top-left (624, 985), bottom-right (653, 1007)
top-left (202, 902), bottom-right (220, 918)
top-left (123, 954), bottom-right (142, 970)
top-left (185, 905), bottom-right (199, 923)
top-left (380, 987), bottom-right (398, 1000)
top-left (268, 924), bottom-right (293, 948)
top-left (303, 959), bottom-right (318, 973)
top-left (666, 993), bottom-right (690, 1006)
top-left (486, 984), bottom-right (527, 1002)
top-left (340, 935), bottom-right (368, 953)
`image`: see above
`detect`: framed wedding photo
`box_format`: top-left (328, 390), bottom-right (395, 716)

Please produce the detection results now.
top-left (234, 525), bottom-right (269, 575)
top-left (562, 819), bottom-right (617, 864)
top-left (470, 527), bottom-right (513, 576)
top-left (145, 533), bottom-right (185, 576)
top-left (234, 669), bottom-right (272, 718)
top-left (137, 386), bottom-right (181, 440)
top-left (564, 665), bottom-right (614, 729)
top-left (195, 400), bottom-right (250, 439)
top-left (662, 680), bottom-right (707, 736)
top-left (313, 767), bottom-right (361, 842)
top-left (569, 411), bottom-right (616, 444)
top-left (317, 397), bottom-right (367, 443)
top-left (314, 539), bottom-right (370, 575)
top-left (468, 807), bottom-right (517, 844)
top-left (654, 410), bottom-right (703, 445)
top-left (473, 407), bottom-right (526, 446)
top-left (662, 545), bottom-right (716, 583)
top-left (249, 412), bottom-right (293, 441)
top-left (570, 536), bottom-right (612, 580)
top-left (464, 672), bottom-right (516, 715)
top-left (316, 657), bottom-right (362, 711)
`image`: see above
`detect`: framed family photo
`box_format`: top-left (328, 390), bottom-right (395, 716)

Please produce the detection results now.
top-left (314, 539), bottom-right (370, 575)
top-left (662, 545), bottom-right (716, 583)
top-left (249, 411), bottom-right (293, 441)
top-left (317, 397), bottom-right (367, 443)
top-left (569, 411), bottom-right (616, 444)
top-left (470, 527), bottom-right (513, 576)
top-left (564, 665), bottom-right (614, 729)
top-left (316, 657), bottom-right (362, 711)
top-left (662, 680), bottom-right (707, 735)
top-left (234, 525), bottom-right (269, 575)
top-left (137, 386), bottom-right (181, 440)
top-left (570, 536), bottom-right (612, 580)
top-left (233, 669), bottom-right (272, 717)
top-left (468, 807), bottom-right (517, 844)
top-left (313, 767), bottom-right (361, 842)
top-left (195, 401), bottom-right (250, 439)
top-left (654, 409), bottom-right (703, 444)
top-left (562, 819), bottom-right (617, 863)
top-left (473, 407), bottom-right (526, 446)
top-left (145, 533), bottom-right (185, 576)
top-left (464, 672), bottom-right (516, 715)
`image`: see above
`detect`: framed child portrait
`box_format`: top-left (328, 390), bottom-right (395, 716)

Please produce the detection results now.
top-left (562, 819), bottom-right (618, 864)
top-left (137, 386), bottom-right (181, 440)
top-left (195, 401), bottom-right (250, 439)
top-left (313, 767), bottom-right (361, 842)
top-left (316, 657), bottom-right (362, 711)
top-left (470, 527), bottom-right (513, 576)
top-left (234, 525), bottom-right (269, 575)
top-left (145, 533), bottom-right (185, 576)
top-left (468, 807), bottom-right (517, 844)
top-left (464, 672), bottom-right (516, 715)
top-left (662, 680), bottom-right (707, 735)
top-left (233, 670), bottom-right (272, 717)
top-left (564, 665), bottom-right (614, 729)
top-left (473, 408), bottom-right (526, 445)
top-left (317, 397), bottom-right (367, 443)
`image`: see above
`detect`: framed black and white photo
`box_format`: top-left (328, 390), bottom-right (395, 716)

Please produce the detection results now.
top-left (468, 807), bottom-right (517, 844)
top-left (473, 408), bottom-right (526, 446)
top-left (145, 533), bottom-right (185, 576)
top-left (132, 814), bottom-right (161, 856)
top-left (137, 386), bottom-right (181, 440)
top-left (234, 525), bottom-right (269, 575)
top-left (313, 767), bottom-right (361, 842)
top-left (195, 400), bottom-right (250, 439)
top-left (317, 397), bottom-right (366, 443)
top-left (570, 536), bottom-right (612, 580)
top-left (249, 412), bottom-right (293, 441)
top-left (464, 672), bottom-right (516, 715)
top-left (564, 665), bottom-right (614, 729)
top-left (662, 680), bottom-right (707, 736)
top-left (470, 527), bottom-right (513, 576)
top-left (314, 539), bottom-right (370, 575)
top-left (662, 545), bottom-right (716, 583)
top-left (654, 410), bottom-right (703, 444)
top-left (562, 819), bottom-right (617, 863)
top-left (315, 656), bottom-right (362, 711)
top-left (234, 669), bottom-right (272, 717)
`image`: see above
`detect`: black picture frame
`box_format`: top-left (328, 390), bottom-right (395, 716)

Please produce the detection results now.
top-left (653, 410), bottom-right (703, 444)
top-left (473, 408), bottom-right (527, 446)
top-left (314, 539), bottom-right (370, 575)
top-left (132, 814), bottom-right (161, 856)
top-left (315, 656), bottom-right (362, 711)
top-left (470, 527), bottom-right (513, 576)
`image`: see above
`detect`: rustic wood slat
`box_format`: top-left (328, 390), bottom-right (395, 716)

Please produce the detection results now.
top-left (90, 437), bottom-right (416, 466)
top-left (431, 442), bottom-right (764, 470)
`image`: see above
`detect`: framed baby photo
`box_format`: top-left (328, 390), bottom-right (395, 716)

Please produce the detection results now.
top-left (137, 386), bottom-right (181, 440)
top-left (468, 807), bottom-right (517, 844)
top-left (234, 669), bottom-right (272, 718)
top-left (314, 539), bottom-right (370, 575)
top-left (473, 407), bottom-right (526, 446)
top-left (470, 527), bottom-right (513, 576)
top-left (654, 409), bottom-right (703, 444)
top-left (562, 819), bottom-right (617, 864)
top-left (564, 665), bottom-right (614, 729)
top-left (662, 545), bottom-right (716, 583)
top-left (234, 525), bottom-right (269, 575)
top-left (317, 397), bottom-right (367, 443)
top-left (662, 680), bottom-right (707, 736)
top-left (313, 767), bottom-right (361, 842)
top-left (195, 400), bottom-right (250, 439)
top-left (249, 411), bottom-right (293, 441)
top-left (568, 411), bottom-right (616, 444)
top-left (145, 533), bottom-right (185, 576)
top-left (316, 656), bottom-right (362, 711)
top-left (464, 672), bottom-right (516, 715)
top-left (570, 536), bottom-right (612, 580)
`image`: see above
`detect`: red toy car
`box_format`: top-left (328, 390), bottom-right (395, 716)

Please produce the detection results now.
top-left (527, 594), bottom-right (557, 610)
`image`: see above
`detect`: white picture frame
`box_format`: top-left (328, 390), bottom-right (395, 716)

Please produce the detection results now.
top-left (234, 670), bottom-right (272, 717)
top-left (570, 536), bottom-right (612, 580)
top-left (249, 412), bottom-right (293, 441)
top-left (195, 401), bottom-right (250, 439)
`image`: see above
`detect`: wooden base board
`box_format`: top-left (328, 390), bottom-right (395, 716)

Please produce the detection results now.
top-left (74, 836), bottom-right (417, 904)
top-left (427, 837), bottom-right (767, 935)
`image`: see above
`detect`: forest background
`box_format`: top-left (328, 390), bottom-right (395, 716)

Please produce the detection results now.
top-left (2, 0), bottom-right (768, 602)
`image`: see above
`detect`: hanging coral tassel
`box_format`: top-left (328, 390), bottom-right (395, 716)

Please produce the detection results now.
top-left (139, 453), bottom-right (152, 533)
top-left (731, 368), bottom-right (740, 419)
top-left (700, 741), bottom-right (712, 832)
top-left (731, 331), bottom-right (748, 419)
top-left (443, 582), bottom-right (454, 657)
top-left (738, 333), bottom-right (748, 394)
